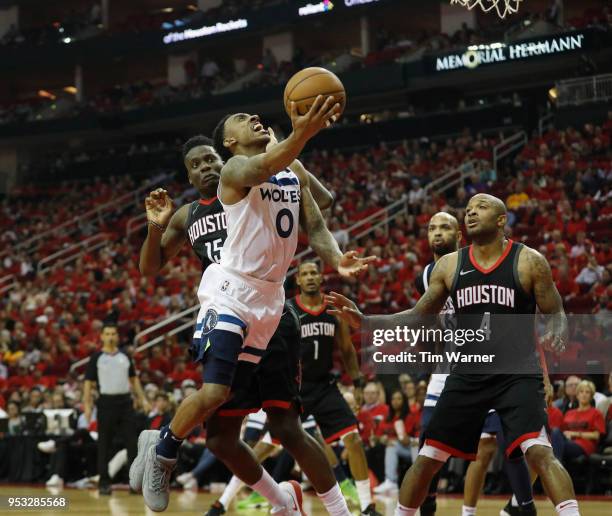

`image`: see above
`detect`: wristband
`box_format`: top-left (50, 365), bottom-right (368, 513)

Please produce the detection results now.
top-left (353, 377), bottom-right (365, 389)
top-left (148, 221), bottom-right (167, 232)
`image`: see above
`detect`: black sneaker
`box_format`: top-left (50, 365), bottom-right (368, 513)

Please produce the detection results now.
top-left (362, 503), bottom-right (383, 516)
top-left (99, 484), bottom-right (112, 496)
top-left (500, 500), bottom-right (537, 516)
top-left (205, 500), bottom-right (226, 516)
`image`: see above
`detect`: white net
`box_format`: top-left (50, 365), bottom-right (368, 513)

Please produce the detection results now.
top-left (450, 0), bottom-right (522, 19)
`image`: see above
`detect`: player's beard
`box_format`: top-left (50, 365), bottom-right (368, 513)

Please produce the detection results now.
top-left (432, 242), bottom-right (456, 257)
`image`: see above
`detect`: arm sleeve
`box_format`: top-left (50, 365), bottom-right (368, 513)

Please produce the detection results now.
top-left (85, 353), bottom-right (98, 382)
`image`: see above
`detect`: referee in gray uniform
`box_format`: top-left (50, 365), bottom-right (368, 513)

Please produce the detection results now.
top-left (83, 322), bottom-right (149, 494)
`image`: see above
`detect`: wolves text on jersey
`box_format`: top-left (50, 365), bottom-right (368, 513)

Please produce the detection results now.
top-left (259, 187), bottom-right (300, 204)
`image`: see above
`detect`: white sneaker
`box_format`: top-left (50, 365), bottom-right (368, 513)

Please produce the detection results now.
top-left (38, 440), bottom-right (57, 454)
top-left (176, 472), bottom-right (197, 490)
top-left (373, 479), bottom-right (398, 494)
top-left (46, 474), bottom-right (64, 487)
top-left (183, 476), bottom-right (198, 490)
top-left (129, 429), bottom-right (160, 493)
top-left (270, 481), bottom-right (305, 516)
top-left (142, 444), bottom-right (177, 512)
top-left (108, 449), bottom-right (127, 479)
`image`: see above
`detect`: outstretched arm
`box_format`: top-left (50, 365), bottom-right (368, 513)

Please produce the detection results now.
top-left (326, 254), bottom-right (453, 329)
top-left (528, 249), bottom-right (568, 352)
top-left (221, 97), bottom-right (340, 189)
top-left (300, 184), bottom-right (374, 277)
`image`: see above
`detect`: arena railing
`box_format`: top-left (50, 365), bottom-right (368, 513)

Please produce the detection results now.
top-left (1, 172), bottom-right (172, 261)
top-left (69, 159), bottom-right (479, 372)
top-left (555, 73), bottom-right (612, 107)
top-left (36, 233), bottom-right (111, 273)
top-left (538, 112), bottom-right (555, 137)
top-left (493, 131), bottom-right (527, 171)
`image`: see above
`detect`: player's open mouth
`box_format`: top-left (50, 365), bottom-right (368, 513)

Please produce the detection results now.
top-left (467, 219), bottom-right (479, 227)
top-left (251, 122), bottom-right (268, 134)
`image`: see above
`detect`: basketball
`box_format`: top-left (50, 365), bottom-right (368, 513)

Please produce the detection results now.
top-left (283, 67), bottom-right (346, 118)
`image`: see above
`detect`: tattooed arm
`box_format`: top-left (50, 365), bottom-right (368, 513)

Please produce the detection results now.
top-left (527, 248), bottom-right (568, 352)
top-left (299, 184), bottom-right (373, 277)
top-left (326, 253), bottom-right (454, 329)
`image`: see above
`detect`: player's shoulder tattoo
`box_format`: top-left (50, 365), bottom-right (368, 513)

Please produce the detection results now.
top-left (432, 251), bottom-right (459, 285)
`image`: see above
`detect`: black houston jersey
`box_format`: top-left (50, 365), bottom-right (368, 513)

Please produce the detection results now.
top-left (448, 240), bottom-right (539, 374)
top-left (185, 197), bottom-right (227, 271)
top-left (289, 295), bottom-right (338, 383)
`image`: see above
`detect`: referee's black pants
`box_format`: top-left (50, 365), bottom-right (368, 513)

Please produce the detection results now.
top-left (97, 394), bottom-right (138, 486)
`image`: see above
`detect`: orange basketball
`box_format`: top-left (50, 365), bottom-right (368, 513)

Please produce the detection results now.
top-left (283, 67), bottom-right (346, 118)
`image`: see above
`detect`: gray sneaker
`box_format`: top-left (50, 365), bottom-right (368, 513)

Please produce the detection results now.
top-left (129, 430), bottom-right (160, 493)
top-left (142, 444), bottom-right (177, 512)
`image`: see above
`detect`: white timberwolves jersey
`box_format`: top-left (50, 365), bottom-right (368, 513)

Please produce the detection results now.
top-left (422, 261), bottom-right (456, 406)
top-left (219, 168), bottom-right (300, 283)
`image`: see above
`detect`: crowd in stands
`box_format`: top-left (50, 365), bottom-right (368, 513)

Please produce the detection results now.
top-left (0, 3), bottom-right (102, 47)
top-left (1, 362), bottom-right (611, 495)
top-left (1, 2), bottom-right (609, 127)
top-left (0, 117), bottom-right (610, 492)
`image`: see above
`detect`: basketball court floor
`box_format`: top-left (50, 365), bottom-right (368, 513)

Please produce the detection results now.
top-left (0, 485), bottom-right (609, 515)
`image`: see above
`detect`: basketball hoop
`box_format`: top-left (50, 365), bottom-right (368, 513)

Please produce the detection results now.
top-left (450, 0), bottom-right (522, 19)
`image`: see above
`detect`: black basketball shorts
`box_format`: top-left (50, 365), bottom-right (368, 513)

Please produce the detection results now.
top-left (301, 377), bottom-right (359, 443)
top-left (422, 374), bottom-right (548, 460)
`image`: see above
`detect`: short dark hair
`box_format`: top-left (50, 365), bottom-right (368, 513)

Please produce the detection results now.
top-left (298, 260), bottom-right (320, 273)
top-left (101, 321), bottom-right (118, 332)
top-left (182, 135), bottom-right (214, 161)
top-left (212, 114), bottom-right (233, 163)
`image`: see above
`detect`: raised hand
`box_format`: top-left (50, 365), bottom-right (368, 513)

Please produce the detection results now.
top-left (337, 250), bottom-right (376, 278)
top-left (325, 291), bottom-right (364, 330)
top-left (145, 188), bottom-right (174, 229)
top-left (290, 95), bottom-right (341, 143)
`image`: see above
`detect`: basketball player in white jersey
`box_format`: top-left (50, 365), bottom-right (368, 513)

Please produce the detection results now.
top-left (132, 96), bottom-right (373, 514)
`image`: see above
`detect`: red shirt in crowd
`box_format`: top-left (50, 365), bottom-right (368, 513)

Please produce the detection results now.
top-left (548, 405), bottom-right (564, 429)
top-left (357, 410), bottom-right (376, 444)
top-left (562, 407), bottom-right (605, 455)
top-left (360, 403), bottom-right (389, 436)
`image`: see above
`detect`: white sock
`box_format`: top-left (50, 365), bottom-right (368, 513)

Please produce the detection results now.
top-left (462, 505), bottom-right (477, 516)
top-left (219, 475), bottom-right (243, 508)
top-left (511, 495), bottom-right (519, 507)
top-left (318, 483), bottom-right (351, 516)
top-left (250, 469), bottom-right (287, 509)
top-left (356, 478), bottom-right (372, 511)
top-left (555, 499), bottom-right (580, 516)
top-left (395, 504), bottom-right (417, 516)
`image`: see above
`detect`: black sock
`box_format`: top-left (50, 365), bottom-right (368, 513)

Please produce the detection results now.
top-left (155, 424), bottom-right (183, 459)
top-left (333, 463), bottom-right (348, 483)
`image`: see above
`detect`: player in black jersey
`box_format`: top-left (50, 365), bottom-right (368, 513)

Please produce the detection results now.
top-left (140, 136), bottom-right (225, 275)
top-left (415, 212), bottom-right (536, 516)
top-left (289, 261), bottom-right (376, 514)
top-left (327, 194), bottom-right (581, 516)
top-left (138, 135), bottom-right (357, 516)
